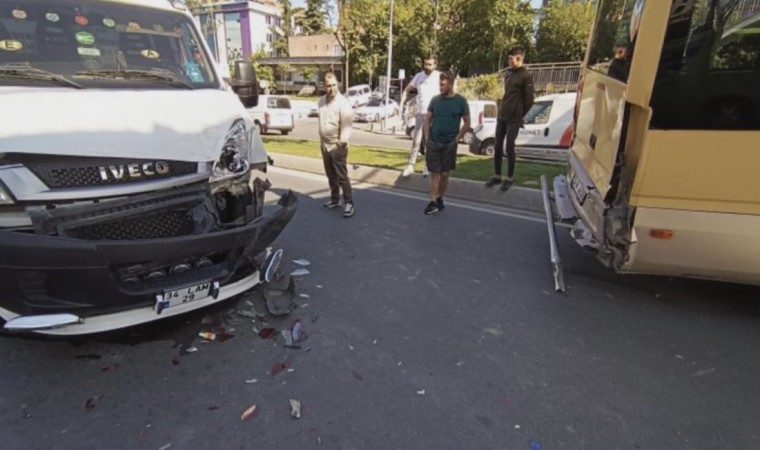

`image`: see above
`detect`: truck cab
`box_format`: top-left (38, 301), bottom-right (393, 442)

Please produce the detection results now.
top-left (0, 0), bottom-right (297, 334)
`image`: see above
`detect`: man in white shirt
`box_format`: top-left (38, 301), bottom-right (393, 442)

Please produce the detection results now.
top-left (317, 73), bottom-right (355, 218)
top-left (400, 56), bottom-right (441, 177)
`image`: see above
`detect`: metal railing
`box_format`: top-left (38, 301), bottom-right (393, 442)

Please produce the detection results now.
top-left (524, 61), bottom-right (583, 94)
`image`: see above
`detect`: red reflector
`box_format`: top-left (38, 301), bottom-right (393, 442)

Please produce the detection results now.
top-left (650, 229), bottom-right (674, 240)
top-left (559, 125), bottom-right (574, 148)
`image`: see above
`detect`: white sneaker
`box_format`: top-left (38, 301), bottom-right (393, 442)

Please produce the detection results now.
top-left (422, 165), bottom-right (430, 177)
top-left (402, 164), bottom-right (414, 177)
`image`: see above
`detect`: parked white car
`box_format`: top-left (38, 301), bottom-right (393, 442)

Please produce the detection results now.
top-left (247, 95), bottom-right (295, 135)
top-left (355, 98), bottom-right (399, 122)
top-left (347, 84), bottom-right (372, 108)
top-left (469, 93), bottom-right (576, 161)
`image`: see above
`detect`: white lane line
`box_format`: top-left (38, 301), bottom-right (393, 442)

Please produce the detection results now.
top-left (268, 166), bottom-right (562, 225)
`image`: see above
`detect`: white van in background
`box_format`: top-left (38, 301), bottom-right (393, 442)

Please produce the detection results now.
top-left (347, 84), bottom-right (371, 108)
top-left (248, 95), bottom-right (295, 135)
top-left (469, 93), bottom-right (576, 161)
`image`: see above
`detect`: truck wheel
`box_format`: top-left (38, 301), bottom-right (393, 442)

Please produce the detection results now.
top-left (462, 131), bottom-right (474, 145)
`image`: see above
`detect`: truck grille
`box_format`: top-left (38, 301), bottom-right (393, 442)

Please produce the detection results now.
top-left (70, 209), bottom-right (194, 241)
top-left (5, 154), bottom-right (198, 188)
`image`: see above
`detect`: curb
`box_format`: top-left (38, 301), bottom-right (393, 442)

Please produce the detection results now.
top-left (268, 152), bottom-right (545, 214)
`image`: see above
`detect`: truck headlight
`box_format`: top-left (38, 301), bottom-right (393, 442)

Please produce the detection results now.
top-left (0, 181), bottom-right (14, 205)
top-left (214, 120), bottom-right (252, 176)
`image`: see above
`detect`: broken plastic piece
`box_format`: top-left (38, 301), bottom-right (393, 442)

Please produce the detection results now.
top-left (85, 395), bottom-right (102, 412)
top-left (199, 331), bottom-right (216, 341)
top-left (207, 406), bottom-right (220, 411)
top-left (289, 399), bottom-right (301, 419)
top-left (291, 268), bottom-right (310, 277)
top-left (530, 441), bottom-right (542, 450)
top-left (245, 378), bottom-right (258, 384)
top-left (240, 404), bottom-right (257, 421)
top-left (299, 293), bottom-right (310, 299)
top-left (264, 271), bottom-right (297, 316)
top-left (270, 362), bottom-right (289, 378)
top-left (259, 327), bottom-right (277, 339)
top-left (292, 259), bottom-right (311, 267)
top-left (186, 347), bottom-right (198, 353)
top-left (291, 320), bottom-right (307, 343)
top-left (416, 390), bottom-right (426, 395)
top-left (159, 443), bottom-right (172, 450)
top-left (281, 329), bottom-right (293, 346)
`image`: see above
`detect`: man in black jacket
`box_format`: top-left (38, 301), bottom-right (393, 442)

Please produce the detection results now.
top-left (486, 46), bottom-right (534, 191)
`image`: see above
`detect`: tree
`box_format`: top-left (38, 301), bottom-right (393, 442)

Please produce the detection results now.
top-left (534, 0), bottom-right (595, 62)
top-left (301, 66), bottom-right (318, 83)
top-left (305, 0), bottom-right (327, 35)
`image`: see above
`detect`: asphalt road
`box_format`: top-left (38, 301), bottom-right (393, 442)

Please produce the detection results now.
top-left (2, 168), bottom-right (760, 449)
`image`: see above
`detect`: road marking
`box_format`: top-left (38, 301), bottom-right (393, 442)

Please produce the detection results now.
top-left (268, 166), bottom-right (568, 226)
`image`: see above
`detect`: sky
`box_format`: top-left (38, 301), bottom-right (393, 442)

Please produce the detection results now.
top-left (291, 0), bottom-right (544, 9)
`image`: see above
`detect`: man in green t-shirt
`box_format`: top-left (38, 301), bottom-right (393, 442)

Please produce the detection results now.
top-left (422, 71), bottom-right (471, 215)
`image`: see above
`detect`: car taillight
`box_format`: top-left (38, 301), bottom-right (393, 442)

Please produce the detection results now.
top-left (559, 124), bottom-right (574, 148)
top-left (478, 111), bottom-right (483, 125)
top-left (264, 112), bottom-right (270, 125)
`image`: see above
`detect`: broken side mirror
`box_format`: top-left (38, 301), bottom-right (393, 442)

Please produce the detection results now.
top-left (230, 60), bottom-right (258, 108)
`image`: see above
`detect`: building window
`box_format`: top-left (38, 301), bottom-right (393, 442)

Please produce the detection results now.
top-left (333, 44), bottom-right (342, 56)
top-left (266, 15), bottom-right (272, 25)
top-left (266, 33), bottom-right (273, 43)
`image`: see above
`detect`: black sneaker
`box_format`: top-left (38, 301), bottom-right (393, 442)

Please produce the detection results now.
top-left (436, 197), bottom-right (445, 211)
top-left (322, 200), bottom-right (341, 209)
top-left (500, 179), bottom-right (515, 191)
top-left (485, 176), bottom-right (501, 187)
top-left (343, 202), bottom-right (355, 218)
top-left (424, 201), bottom-right (439, 215)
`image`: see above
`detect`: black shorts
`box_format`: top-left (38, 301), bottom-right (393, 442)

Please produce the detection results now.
top-left (425, 139), bottom-right (457, 173)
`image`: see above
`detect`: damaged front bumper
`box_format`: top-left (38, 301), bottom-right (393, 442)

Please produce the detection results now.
top-left (0, 175), bottom-right (297, 335)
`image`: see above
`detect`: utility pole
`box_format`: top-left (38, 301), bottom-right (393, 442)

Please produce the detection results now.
top-left (383, 0), bottom-right (394, 130)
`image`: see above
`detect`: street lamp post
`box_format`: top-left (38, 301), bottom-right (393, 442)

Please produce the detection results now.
top-left (383, 0), bottom-right (394, 130)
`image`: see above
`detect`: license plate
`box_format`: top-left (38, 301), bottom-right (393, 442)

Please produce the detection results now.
top-left (155, 281), bottom-right (214, 314)
top-left (571, 176), bottom-right (587, 205)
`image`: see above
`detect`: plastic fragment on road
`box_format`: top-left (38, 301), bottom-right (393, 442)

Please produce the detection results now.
top-left (265, 271), bottom-right (297, 316)
top-left (300, 293), bottom-right (310, 299)
top-left (259, 327), bottom-right (277, 339)
top-left (159, 443), bottom-right (172, 450)
top-left (289, 399), bottom-right (302, 419)
top-left (199, 331), bottom-right (216, 341)
top-left (185, 347), bottom-right (198, 353)
top-left (291, 320), bottom-right (307, 343)
top-left (240, 404), bottom-right (257, 421)
top-left (292, 259), bottom-right (311, 267)
top-left (530, 441), bottom-right (542, 450)
top-left (291, 268), bottom-right (310, 277)
top-left (245, 378), bottom-right (258, 384)
top-left (85, 395), bottom-right (102, 412)
top-left (416, 390), bottom-right (426, 396)
top-left (270, 362), bottom-right (289, 378)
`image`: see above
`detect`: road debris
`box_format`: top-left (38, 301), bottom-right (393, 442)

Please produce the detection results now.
top-left (316, 285), bottom-right (323, 289)
top-left (416, 390), bottom-right (426, 396)
top-left (456, 360), bottom-right (465, 367)
top-left (515, 424), bottom-right (521, 430)
top-left (289, 399), bottom-right (302, 419)
top-left (291, 320), bottom-right (307, 342)
top-left (171, 355), bottom-right (180, 366)
top-left (265, 271), bottom-right (297, 316)
top-left (240, 404), bottom-right (257, 421)
top-left (159, 443), bottom-right (172, 450)
top-left (291, 268), bottom-right (310, 277)
top-left (348, 345), bottom-right (355, 351)
top-left (292, 259), bottom-right (311, 267)
top-left (185, 346), bottom-right (198, 353)
top-left (351, 370), bottom-right (364, 381)
top-left (85, 395), bottom-right (102, 412)
top-left (207, 406), bottom-right (219, 411)
top-left (530, 440), bottom-right (542, 450)
top-left (259, 327), bottom-right (277, 339)
top-left (101, 363), bottom-right (120, 372)
top-left (245, 378), bottom-right (258, 384)
top-left (270, 362), bottom-right (289, 378)
top-left (311, 314), bottom-right (320, 323)
top-left (299, 293), bottom-right (310, 299)
top-left (199, 331), bottom-right (216, 341)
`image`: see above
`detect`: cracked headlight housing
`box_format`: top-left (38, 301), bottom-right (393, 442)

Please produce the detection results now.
top-left (214, 120), bottom-right (252, 176)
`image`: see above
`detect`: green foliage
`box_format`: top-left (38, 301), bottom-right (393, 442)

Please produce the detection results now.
top-left (457, 74), bottom-right (502, 101)
top-left (305, 0), bottom-right (327, 35)
top-left (256, 65), bottom-right (275, 87)
top-left (301, 66), bottom-right (318, 82)
top-left (534, 0), bottom-right (595, 62)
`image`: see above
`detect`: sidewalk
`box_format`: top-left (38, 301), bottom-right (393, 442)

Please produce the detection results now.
top-left (355, 115), bottom-right (408, 137)
top-left (269, 152), bottom-right (545, 214)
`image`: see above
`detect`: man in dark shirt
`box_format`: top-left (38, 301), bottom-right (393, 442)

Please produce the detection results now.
top-left (422, 71), bottom-right (470, 215)
top-left (607, 42), bottom-right (629, 83)
top-left (486, 46), bottom-right (534, 192)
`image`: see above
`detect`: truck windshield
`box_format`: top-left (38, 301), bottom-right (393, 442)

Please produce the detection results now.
top-left (0, 0), bottom-right (217, 89)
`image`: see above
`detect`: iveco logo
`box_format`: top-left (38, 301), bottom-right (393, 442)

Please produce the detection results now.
top-left (98, 161), bottom-right (170, 181)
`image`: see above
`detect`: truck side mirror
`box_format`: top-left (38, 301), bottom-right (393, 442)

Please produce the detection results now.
top-left (230, 60), bottom-right (258, 108)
